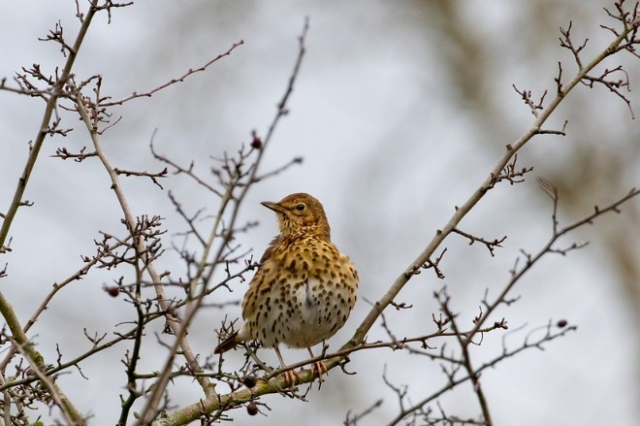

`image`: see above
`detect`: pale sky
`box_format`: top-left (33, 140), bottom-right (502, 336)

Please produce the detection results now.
top-left (1, 1), bottom-right (639, 425)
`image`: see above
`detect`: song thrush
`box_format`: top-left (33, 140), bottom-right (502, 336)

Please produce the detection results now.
top-left (214, 193), bottom-right (359, 387)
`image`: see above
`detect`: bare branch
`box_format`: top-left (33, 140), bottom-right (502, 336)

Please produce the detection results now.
top-left (100, 40), bottom-right (244, 107)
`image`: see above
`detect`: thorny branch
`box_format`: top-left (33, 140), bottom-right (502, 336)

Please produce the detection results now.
top-left (140, 17), bottom-right (309, 426)
top-left (161, 171), bottom-right (639, 424)
top-left (559, 16), bottom-right (638, 118)
top-left (74, 71), bottom-right (217, 423)
top-left (451, 228), bottom-right (506, 257)
top-left (0, 0), bottom-right (99, 251)
top-left (128, 18), bottom-right (310, 425)
top-left (438, 293), bottom-right (493, 426)
top-left (371, 173), bottom-right (639, 425)
top-left (0, 1), bottom-right (125, 424)
top-left (0, 8), bottom-right (245, 424)
top-left (383, 320), bottom-right (577, 426)
top-left (100, 41), bottom-right (244, 107)
top-left (376, 180), bottom-right (640, 424)
top-left (1, 2), bottom-right (639, 426)
top-left (347, 0), bottom-right (640, 359)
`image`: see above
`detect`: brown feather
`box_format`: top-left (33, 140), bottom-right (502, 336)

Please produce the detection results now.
top-left (213, 331), bottom-right (239, 354)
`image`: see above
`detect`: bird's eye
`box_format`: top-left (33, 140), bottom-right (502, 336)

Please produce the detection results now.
top-left (295, 203), bottom-right (305, 211)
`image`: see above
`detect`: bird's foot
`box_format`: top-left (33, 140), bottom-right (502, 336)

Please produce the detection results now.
top-left (311, 360), bottom-right (328, 388)
top-left (282, 368), bottom-right (302, 389)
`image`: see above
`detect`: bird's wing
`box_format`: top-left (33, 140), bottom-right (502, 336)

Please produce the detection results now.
top-left (259, 235), bottom-right (282, 263)
top-left (241, 237), bottom-right (283, 320)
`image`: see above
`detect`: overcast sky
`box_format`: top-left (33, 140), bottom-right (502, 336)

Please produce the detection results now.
top-left (1, 1), bottom-right (639, 425)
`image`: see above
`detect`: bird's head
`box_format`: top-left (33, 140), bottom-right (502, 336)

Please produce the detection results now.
top-left (261, 193), bottom-right (331, 240)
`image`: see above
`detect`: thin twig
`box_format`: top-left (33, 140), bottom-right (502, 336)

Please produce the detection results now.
top-left (100, 41), bottom-right (244, 107)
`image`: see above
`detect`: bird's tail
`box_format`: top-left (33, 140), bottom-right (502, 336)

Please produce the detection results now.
top-left (214, 331), bottom-right (239, 354)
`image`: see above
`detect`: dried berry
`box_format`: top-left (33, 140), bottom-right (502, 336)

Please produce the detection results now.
top-left (104, 286), bottom-right (120, 297)
top-left (246, 401), bottom-right (258, 416)
top-left (250, 131), bottom-right (262, 149)
top-left (243, 375), bottom-right (257, 388)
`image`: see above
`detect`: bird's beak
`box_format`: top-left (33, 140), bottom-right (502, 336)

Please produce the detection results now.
top-left (261, 201), bottom-right (286, 214)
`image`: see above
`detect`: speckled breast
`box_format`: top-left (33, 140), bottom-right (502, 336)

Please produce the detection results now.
top-left (246, 237), bottom-right (359, 349)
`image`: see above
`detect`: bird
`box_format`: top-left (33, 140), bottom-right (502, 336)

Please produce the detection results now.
top-left (214, 193), bottom-right (359, 388)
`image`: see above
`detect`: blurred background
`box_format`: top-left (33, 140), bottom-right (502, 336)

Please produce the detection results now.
top-left (1, 1), bottom-right (639, 425)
